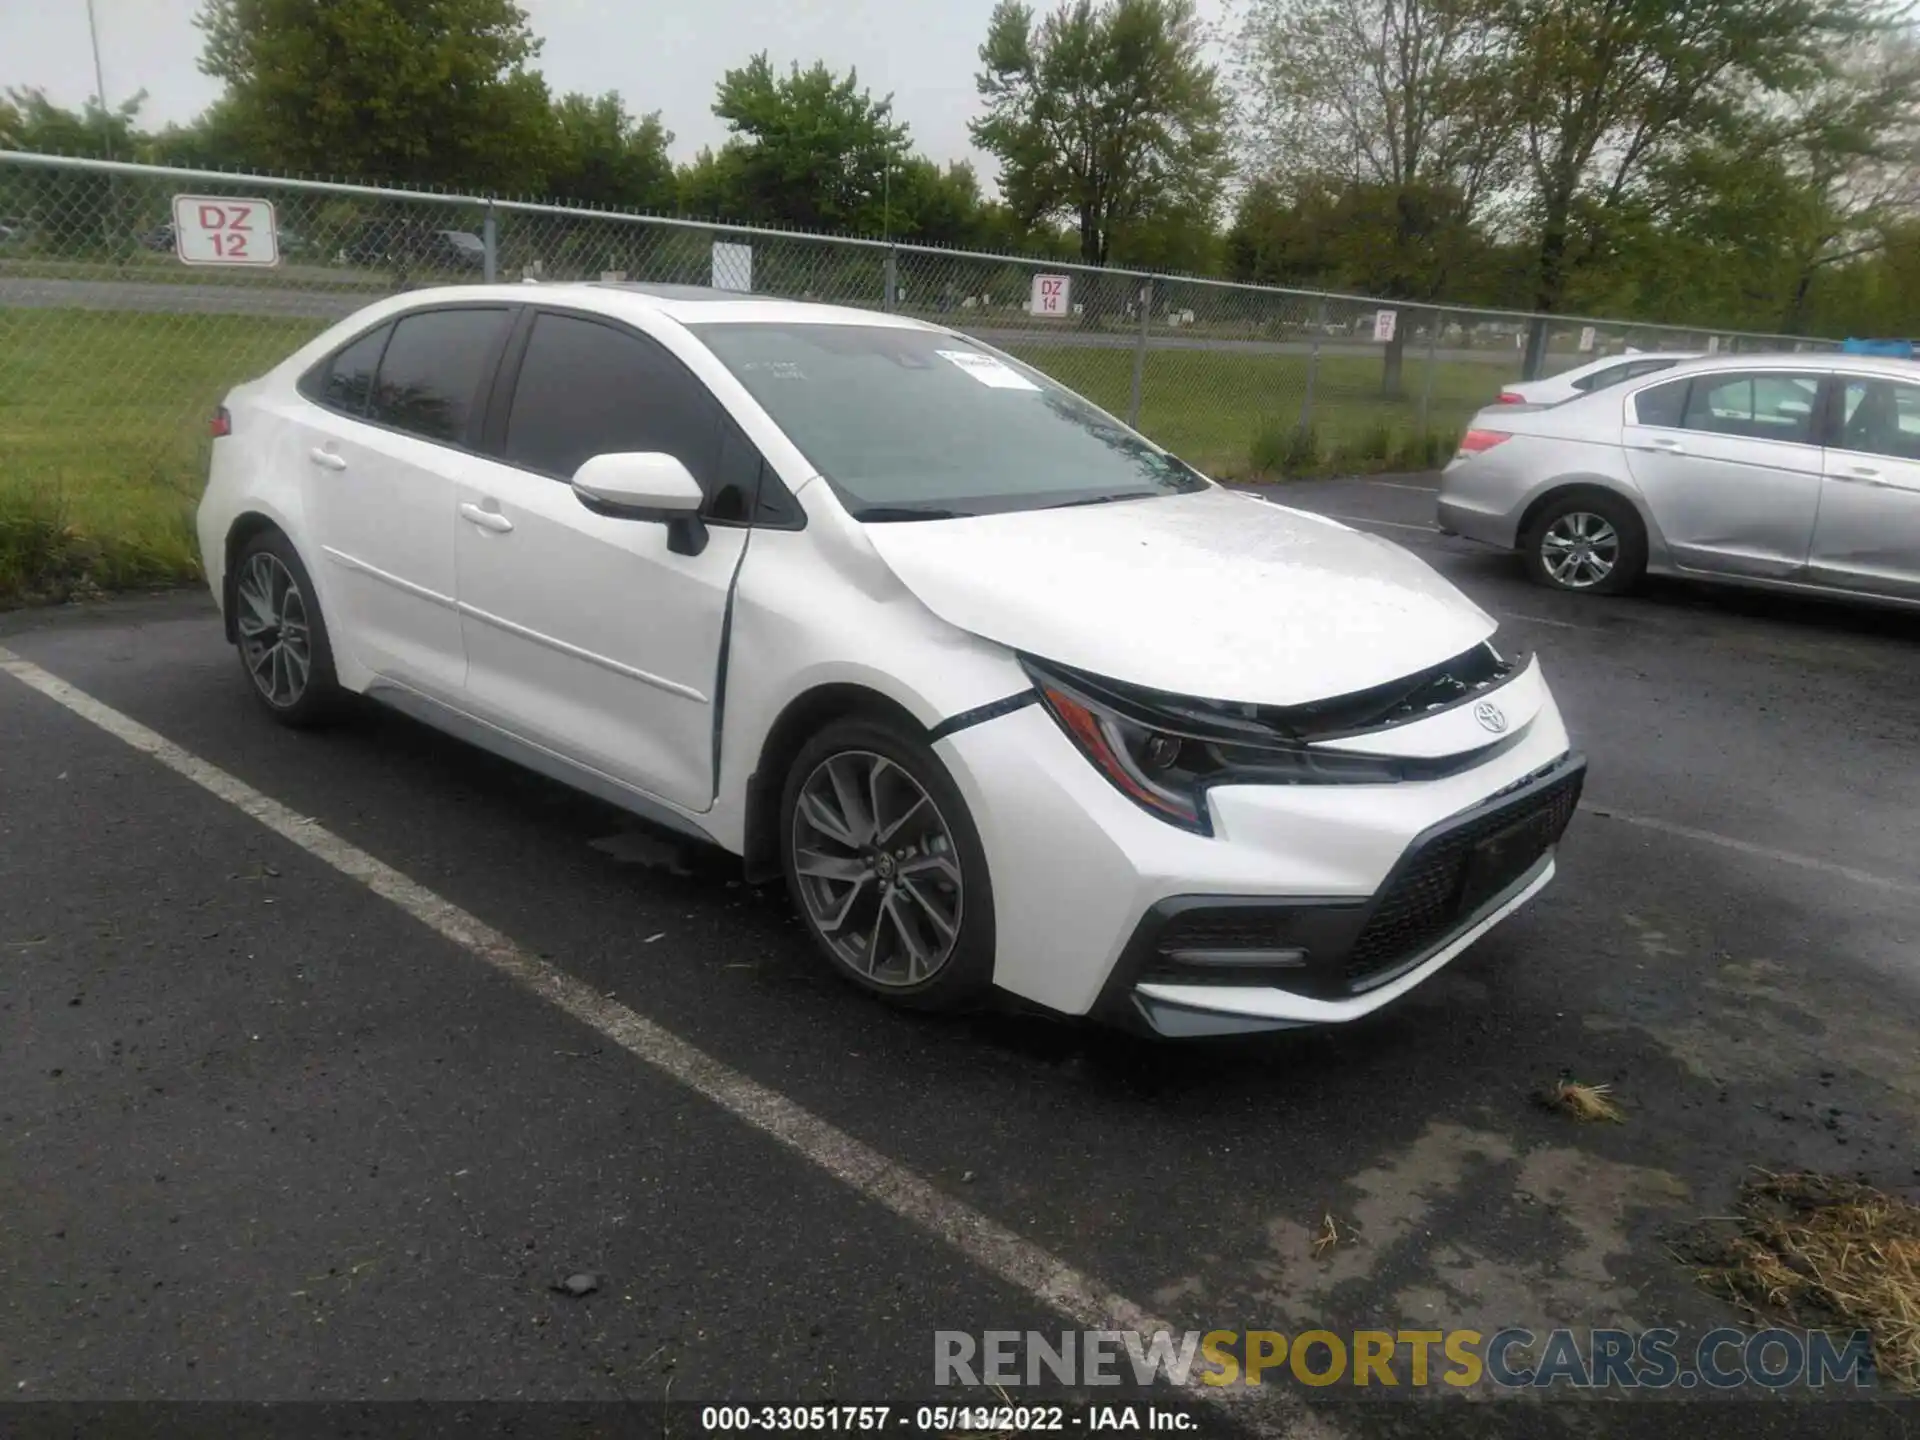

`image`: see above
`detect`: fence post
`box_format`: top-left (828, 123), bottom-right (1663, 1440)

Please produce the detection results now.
top-left (1299, 298), bottom-right (1326, 434)
top-left (883, 248), bottom-right (898, 312)
top-left (483, 201), bottom-right (497, 284)
top-left (1127, 278), bottom-right (1151, 428)
top-left (1521, 316), bottom-right (1550, 380)
top-left (1418, 308), bottom-right (1442, 435)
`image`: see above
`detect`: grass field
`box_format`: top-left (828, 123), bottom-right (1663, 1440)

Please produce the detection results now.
top-left (0, 306), bottom-right (1499, 603)
top-left (1001, 341), bottom-right (1502, 474)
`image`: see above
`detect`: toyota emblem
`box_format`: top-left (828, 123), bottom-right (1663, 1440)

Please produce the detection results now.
top-left (1473, 700), bottom-right (1508, 734)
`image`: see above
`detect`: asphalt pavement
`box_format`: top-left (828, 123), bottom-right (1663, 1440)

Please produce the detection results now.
top-left (3, 476), bottom-right (1918, 1437)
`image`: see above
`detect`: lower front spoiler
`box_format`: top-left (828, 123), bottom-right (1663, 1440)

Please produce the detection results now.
top-left (1122, 857), bottom-right (1555, 1038)
top-left (1093, 750), bottom-right (1585, 1039)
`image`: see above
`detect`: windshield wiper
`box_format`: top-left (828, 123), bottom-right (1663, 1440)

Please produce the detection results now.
top-left (850, 504), bottom-right (977, 522)
top-left (1044, 491), bottom-right (1160, 510)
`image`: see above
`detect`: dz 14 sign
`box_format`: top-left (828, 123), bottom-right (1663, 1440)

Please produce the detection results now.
top-left (1030, 274), bottom-right (1071, 317)
top-left (172, 195), bottom-right (280, 267)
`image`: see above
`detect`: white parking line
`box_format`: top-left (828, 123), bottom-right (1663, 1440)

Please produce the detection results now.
top-left (1325, 514), bottom-right (1440, 533)
top-left (1502, 613), bottom-right (1600, 632)
top-left (1579, 804), bottom-right (1920, 899)
top-left (1361, 480), bottom-right (1438, 494)
top-left (0, 646), bottom-right (1310, 1435)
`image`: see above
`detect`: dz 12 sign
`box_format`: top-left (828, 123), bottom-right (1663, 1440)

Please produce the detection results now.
top-left (1029, 274), bottom-right (1071, 317)
top-left (1372, 309), bottom-right (1398, 343)
top-left (171, 195), bottom-right (280, 267)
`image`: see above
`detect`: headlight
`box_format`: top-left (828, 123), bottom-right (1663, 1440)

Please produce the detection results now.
top-left (1023, 659), bottom-right (1404, 835)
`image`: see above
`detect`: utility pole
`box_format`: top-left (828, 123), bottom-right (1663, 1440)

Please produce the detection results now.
top-left (85, 0), bottom-right (115, 159)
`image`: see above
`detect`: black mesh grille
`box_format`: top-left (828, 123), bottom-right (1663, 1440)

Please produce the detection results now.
top-left (1143, 911), bottom-right (1309, 987)
top-left (1343, 766), bottom-right (1583, 990)
top-left (1156, 912), bottom-right (1293, 953)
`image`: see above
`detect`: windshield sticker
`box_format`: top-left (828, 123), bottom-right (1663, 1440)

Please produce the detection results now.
top-left (739, 359), bottom-right (807, 381)
top-left (936, 349), bottom-right (1041, 391)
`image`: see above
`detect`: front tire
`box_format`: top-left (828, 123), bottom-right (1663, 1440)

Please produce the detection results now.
top-left (779, 715), bottom-right (996, 1011)
top-left (1521, 490), bottom-right (1646, 596)
top-left (232, 529), bottom-right (344, 727)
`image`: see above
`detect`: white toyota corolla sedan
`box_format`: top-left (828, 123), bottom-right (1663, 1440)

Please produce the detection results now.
top-left (197, 282), bottom-right (1585, 1037)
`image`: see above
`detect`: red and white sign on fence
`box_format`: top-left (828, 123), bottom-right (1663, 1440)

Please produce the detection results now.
top-left (171, 195), bottom-right (280, 267)
top-left (1029, 273), bottom-right (1070, 317)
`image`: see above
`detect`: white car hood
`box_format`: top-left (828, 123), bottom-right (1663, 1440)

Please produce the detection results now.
top-left (860, 487), bottom-right (1497, 706)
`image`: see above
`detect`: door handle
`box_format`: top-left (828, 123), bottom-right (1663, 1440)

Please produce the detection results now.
top-left (459, 501), bottom-right (514, 533)
top-left (1641, 436), bottom-right (1684, 453)
top-left (308, 447), bottom-right (348, 471)
top-left (1846, 465), bottom-right (1888, 486)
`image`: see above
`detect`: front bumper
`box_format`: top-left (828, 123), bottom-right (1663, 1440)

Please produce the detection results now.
top-left (1096, 755), bottom-right (1583, 1036)
top-left (934, 664), bottom-right (1579, 1035)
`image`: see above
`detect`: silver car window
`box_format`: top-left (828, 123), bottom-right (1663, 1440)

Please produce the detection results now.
top-left (1678, 372), bottom-right (1821, 445)
top-left (1837, 378), bottom-right (1920, 461)
top-left (1633, 377), bottom-right (1689, 428)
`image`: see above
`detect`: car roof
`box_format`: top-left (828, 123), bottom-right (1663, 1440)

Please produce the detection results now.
top-left (1541, 350), bottom-right (1699, 380)
top-left (1636, 351), bottom-right (1913, 380)
top-left (1577, 350), bottom-right (1701, 366)
top-left (376, 281), bottom-right (937, 331)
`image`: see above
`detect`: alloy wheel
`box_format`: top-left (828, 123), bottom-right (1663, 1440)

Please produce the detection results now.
top-left (236, 551), bottom-right (313, 709)
top-left (790, 750), bottom-right (964, 987)
top-left (1539, 511), bottom-right (1619, 589)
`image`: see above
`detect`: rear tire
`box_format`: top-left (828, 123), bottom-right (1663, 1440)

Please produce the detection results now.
top-left (780, 715), bottom-right (996, 1012)
top-left (231, 529), bottom-right (345, 728)
top-left (1521, 490), bottom-right (1646, 596)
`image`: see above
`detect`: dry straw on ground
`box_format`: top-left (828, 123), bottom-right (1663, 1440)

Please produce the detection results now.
top-left (1538, 1077), bottom-right (1625, 1123)
top-left (1692, 1170), bottom-right (1920, 1393)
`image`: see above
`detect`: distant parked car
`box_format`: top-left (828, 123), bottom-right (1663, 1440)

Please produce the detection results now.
top-left (1494, 351), bottom-right (1701, 408)
top-left (338, 221), bottom-right (485, 271)
top-left (431, 230), bottom-right (486, 269)
top-left (1440, 352), bottom-right (1920, 607)
top-left (139, 222), bottom-right (176, 253)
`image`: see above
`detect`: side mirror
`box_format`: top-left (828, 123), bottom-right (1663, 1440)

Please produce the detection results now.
top-left (571, 452), bottom-right (708, 555)
top-left (572, 452), bottom-right (704, 513)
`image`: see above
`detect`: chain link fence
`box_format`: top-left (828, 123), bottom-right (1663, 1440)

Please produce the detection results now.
top-left (0, 150), bottom-right (1839, 585)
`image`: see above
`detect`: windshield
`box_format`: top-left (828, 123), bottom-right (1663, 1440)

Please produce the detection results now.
top-left (690, 322), bottom-right (1210, 519)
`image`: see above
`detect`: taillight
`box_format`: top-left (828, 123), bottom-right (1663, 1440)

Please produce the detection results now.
top-left (1457, 429), bottom-right (1511, 455)
top-left (1496, 392), bottom-right (1525, 404)
top-left (210, 406), bottom-right (232, 438)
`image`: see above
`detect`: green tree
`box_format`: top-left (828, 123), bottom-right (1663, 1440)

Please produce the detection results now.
top-left (972, 0), bottom-right (1230, 270)
top-left (195, 0), bottom-right (555, 191)
top-left (140, 100), bottom-right (261, 171)
top-left (0, 86), bottom-right (147, 159)
top-left (699, 53), bottom-right (910, 232)
top-left (0, 89), bottom-right (154, 255)
top-left (886, 158), bottom-right (990, 246)
top-left (1233, 0), bottom-right (1513, 392)
top-left (1749, 33), bottom-right (1920, 333)
top-left (546, 92), bottom-right (677, 210)
top-left (1486, 0), bottom-right (1880, 368)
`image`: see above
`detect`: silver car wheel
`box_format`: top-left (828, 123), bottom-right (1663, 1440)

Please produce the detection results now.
top-left (1539, 511), bottom-right (1619, 589)
top-left (235, 551), bottom-right (313, 708)
top-left (791, 750), bottom-right (964, 987)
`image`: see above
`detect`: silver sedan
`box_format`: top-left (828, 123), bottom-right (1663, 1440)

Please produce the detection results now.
top-left (1436, 353), bottom-right (1920, 605)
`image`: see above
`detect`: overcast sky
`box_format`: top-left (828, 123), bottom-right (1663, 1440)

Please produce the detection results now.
top-left (3, 0), bottom-right (1231, 180)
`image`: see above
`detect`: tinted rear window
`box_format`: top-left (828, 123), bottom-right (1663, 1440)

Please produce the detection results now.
top-left (1634, 378), bottom-right (1689, 428)
top-left (368, 307), bottom-right (510, 444)
top-left (303, 323), bottom-right (390, 416)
